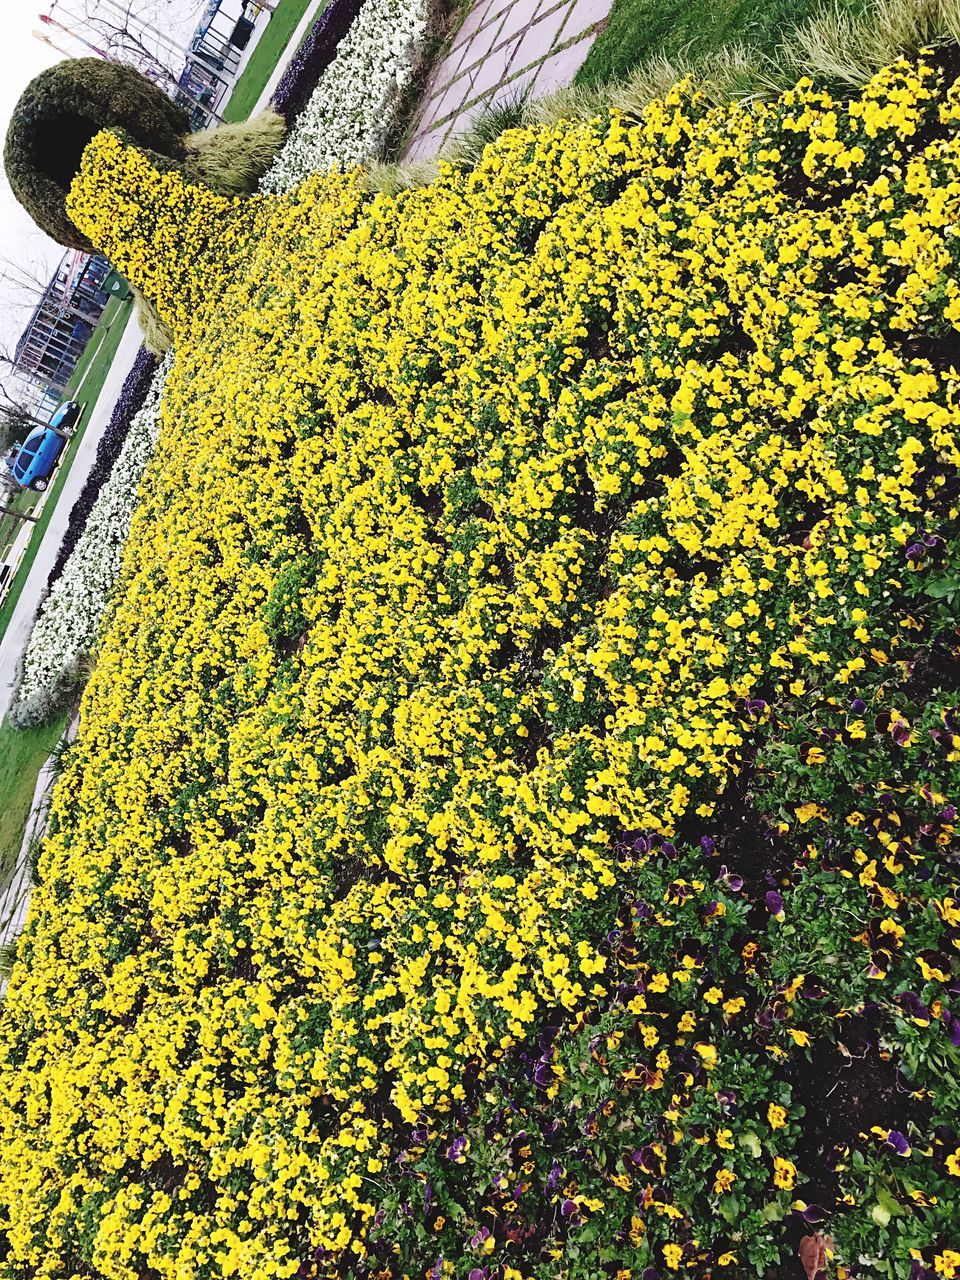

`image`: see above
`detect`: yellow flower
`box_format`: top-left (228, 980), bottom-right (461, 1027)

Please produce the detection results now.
top-left (773, 1157), bottom-right (798, 1189)
top-left (767, 1103), bottom-right (788, 1130)
top-left (662, 1243), bottom-right (683, 1270)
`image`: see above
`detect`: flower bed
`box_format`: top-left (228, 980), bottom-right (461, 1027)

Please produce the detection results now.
top-left (46, 346), bottom-right (158, 592)
top-left (261, 0), bottom-right (431, 189)
top-left (10, 356), bottom-right (171, 724)
top-left (1, 55), bottom-right (960, 1280)
top-left (271, 0), bottom-right (368, 127)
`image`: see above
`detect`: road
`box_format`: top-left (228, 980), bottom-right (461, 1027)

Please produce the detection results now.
top-left (0, 314), bottom-right (143, 725)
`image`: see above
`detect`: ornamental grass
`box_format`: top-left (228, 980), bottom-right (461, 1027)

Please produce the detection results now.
top-left (1, 53), bottom-right (960, 1280)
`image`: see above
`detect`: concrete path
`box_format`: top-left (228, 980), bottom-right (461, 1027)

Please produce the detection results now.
top-left (0, 314), bottom-right (143, 726)
top-left (404, 0), bottom-right (612, 161)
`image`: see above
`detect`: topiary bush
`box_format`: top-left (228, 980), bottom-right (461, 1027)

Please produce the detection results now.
top-left (3, 58), bottom-right (191, 251)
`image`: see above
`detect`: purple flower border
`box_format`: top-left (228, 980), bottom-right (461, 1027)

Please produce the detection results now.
top-left (271, 0), bottom-right (367, 126)
top-left (47, 346), bottom-right (158, 592)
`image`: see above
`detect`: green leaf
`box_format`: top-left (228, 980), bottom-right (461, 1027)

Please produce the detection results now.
top-left (739, 1131), bottom-right (762, 1158)
top-left (871, 1201), bottom-right (892, 1229)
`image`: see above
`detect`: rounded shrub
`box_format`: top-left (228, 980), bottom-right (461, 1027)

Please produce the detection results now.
top-left (3, 58), bottom-right (190, 251)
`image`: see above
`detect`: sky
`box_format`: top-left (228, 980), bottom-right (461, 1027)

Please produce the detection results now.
top-left (0, 0), bottom-right (66, 350)
top-left (0, 0), bottom-right (205, 356)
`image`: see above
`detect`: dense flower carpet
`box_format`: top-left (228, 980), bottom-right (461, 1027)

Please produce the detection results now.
top-left (1, 52), bottom-right (960, 1280)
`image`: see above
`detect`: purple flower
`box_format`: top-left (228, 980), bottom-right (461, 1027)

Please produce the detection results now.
top-left (700, 835), bottom-right (717, 856)
top-left (886, 1130), bottom-right (911, 1156)
top-left (897, 991), bottom-right (931, 1023)
top-left (271, 0), bottom-right (365, 124)
top-left (718, 865), bottom-right (744, 892)
top-left (906, 543), bottom-right (925, 563)
top-left (717, 1088), bottom-right (738, 1116)
top-left (799, 1203), bottom-right (827, 1224)
top-left (765, 890), bottom-right (785, 918)
top-left (560, 1198), bottom-right (578, 1218)
top-left (850, 698), bottom-right (867, 714)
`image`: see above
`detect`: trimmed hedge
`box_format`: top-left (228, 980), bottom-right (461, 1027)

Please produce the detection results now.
top-left (3, 59), bottom-right (190, 251)
top-left (271, 0), bottom-right (367, 125)
top-left (46, 346), bottom-right (158, 591)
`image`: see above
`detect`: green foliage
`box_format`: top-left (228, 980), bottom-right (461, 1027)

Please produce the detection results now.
top-left (576, 0), bottom-right (866, 90)
top-left (0, 716), bottom-right (66, 893)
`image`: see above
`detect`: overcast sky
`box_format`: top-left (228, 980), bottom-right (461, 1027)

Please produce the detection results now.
top-left (0, 0), bottom-right (205, 353)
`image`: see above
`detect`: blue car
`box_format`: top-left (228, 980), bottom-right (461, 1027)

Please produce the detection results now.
top-left (6, 401), bottom-right (83, 493)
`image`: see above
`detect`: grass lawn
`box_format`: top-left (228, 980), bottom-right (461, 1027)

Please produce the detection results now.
top-left (0, 714), bottom-right (67, 896)
top-left (0, 489), bottom-right (40, 563)
top-left (0, 297), bottom-right (132, 645)
top-left (222, 0), bottom-right (322, 122)
top-left (576, 0), bottom-right (865, 90)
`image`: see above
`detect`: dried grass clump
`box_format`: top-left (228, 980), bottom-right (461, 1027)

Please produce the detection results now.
top-left (132, 285), bottom-right (175, 358)
top-left (182, 109), bottom-right (286, 195)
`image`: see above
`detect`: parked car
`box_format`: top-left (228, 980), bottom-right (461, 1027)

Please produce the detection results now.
top-left (50, 400), bottom-right (84, 433)
top-left (4, 402), bottom-right (83, 493)
top-left (0, 563), bottom-right (11, 603)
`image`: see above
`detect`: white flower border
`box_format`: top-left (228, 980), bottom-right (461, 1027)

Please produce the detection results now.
top-left (261, 0), bottom-right (431, 191)
top-left (14, 355), bottom-right (173, 711)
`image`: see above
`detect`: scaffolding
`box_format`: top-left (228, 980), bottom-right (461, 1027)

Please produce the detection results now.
top-left (13, 254), bottom-right (111, 413)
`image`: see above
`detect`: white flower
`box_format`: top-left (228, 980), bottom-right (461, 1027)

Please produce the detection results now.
top-left (261, 0), bottom-right (431, 192)
top-left (15, 356), bottom-right (173, 708)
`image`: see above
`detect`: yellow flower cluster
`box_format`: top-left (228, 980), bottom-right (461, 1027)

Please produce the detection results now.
top-left (0, 57), bottom-right (958, 1278)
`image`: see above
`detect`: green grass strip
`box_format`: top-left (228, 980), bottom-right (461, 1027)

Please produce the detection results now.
top-left (0, 713), bottom-right (67, 894)
top-left (576, 0), bottom-right (865, 90)
top-left (222, 0), bottom-right (319, 123)
top-left (0, 298), bottom-right (133, 646)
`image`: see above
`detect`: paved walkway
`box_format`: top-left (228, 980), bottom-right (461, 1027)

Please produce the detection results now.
top-left (404, 0), bottom-right (612, 162)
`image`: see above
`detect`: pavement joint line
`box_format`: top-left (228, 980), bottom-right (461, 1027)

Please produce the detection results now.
top-left (416, 15), bottom-right (607, 137)
top-left (438, 0), bottom-right (591, 100)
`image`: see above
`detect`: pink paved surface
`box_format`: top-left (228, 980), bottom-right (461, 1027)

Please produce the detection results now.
top-left (403, 0), bottom-right (613, 162)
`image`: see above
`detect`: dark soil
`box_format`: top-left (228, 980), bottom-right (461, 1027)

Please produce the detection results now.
top-left (790, 1014), bottom-right (930, 1205)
